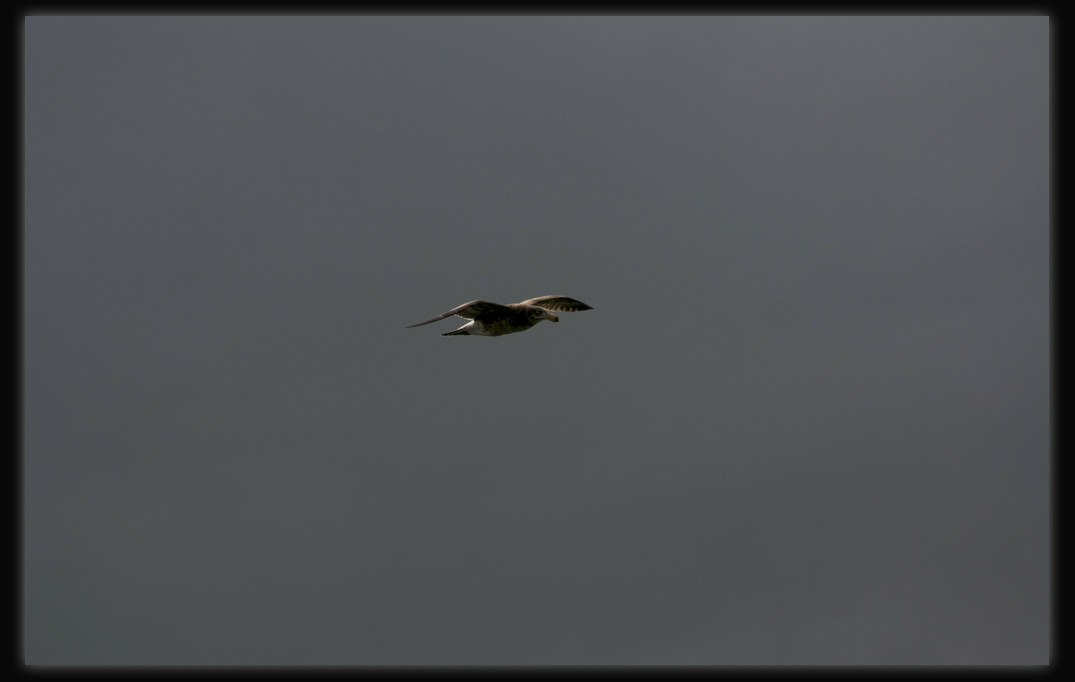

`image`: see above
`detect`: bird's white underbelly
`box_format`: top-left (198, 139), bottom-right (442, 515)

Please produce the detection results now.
top-left (458, 319), bottom-right (496, 336)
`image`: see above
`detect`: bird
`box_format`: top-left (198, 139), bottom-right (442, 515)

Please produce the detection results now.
top-left (406, 295), bottom-right (594, 337)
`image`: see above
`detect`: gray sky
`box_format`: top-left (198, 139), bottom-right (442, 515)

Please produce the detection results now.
top-left (23, 16), bottom-right (1049, 665)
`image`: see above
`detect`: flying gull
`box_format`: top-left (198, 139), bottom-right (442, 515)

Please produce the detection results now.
top-left (406, 295), bottom-right (594, 336)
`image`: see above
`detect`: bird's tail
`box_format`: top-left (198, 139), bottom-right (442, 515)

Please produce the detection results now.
top-left (441, 329), bottom-right (470, 336)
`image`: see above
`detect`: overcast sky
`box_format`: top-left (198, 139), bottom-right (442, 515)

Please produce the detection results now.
top-left (24, 16), bottom-right (1049, 665)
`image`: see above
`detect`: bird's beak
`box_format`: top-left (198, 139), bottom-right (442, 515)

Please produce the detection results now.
top-left (548, 313), bottom-right (559, 322)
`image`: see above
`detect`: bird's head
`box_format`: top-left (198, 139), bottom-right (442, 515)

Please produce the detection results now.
top-left (539, 309), bottom-right (559, 323)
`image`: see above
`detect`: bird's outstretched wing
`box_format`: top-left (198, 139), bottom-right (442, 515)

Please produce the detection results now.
top-left (405, 300), bottom-right (511, 328)
top-left (517, 295), bottom-right (594, 312)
